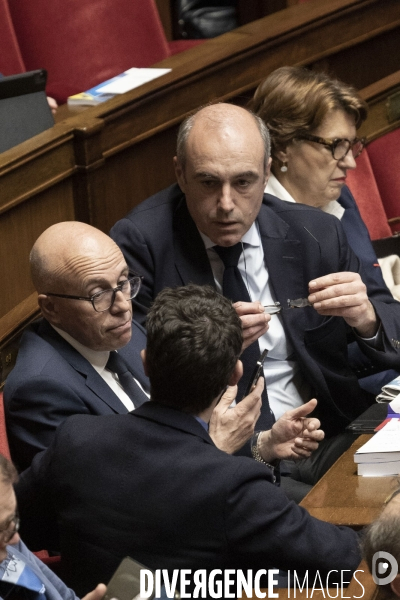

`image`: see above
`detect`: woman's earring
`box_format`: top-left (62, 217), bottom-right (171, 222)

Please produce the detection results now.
top-left (280, 163), bottom-right (288, 173)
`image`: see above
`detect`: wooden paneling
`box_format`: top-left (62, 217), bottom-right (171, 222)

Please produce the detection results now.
top-left (2, 0), bottom-right (400, 350)
top-left (358, 70), bottom-right (400, 141)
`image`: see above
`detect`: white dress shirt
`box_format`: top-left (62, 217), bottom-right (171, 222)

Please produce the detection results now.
top-left (266, 172), bottom-right (345, 219)
top-left (199, 224), bottom-right (311, 419)
top-left (52, 325), bottom-right (149, 411)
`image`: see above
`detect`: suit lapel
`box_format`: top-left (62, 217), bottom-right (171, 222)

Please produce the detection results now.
top-left (38, 320), bottom-right (129, 414)
top-left (257, 202), bottom-right (308, 345)
top-left (173, 198), bottom-right (215, 287)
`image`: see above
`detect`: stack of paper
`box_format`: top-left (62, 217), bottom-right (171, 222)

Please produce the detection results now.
top-left (68, 67), bottom-right (172, 106)
top-left (354, 419), bottom-right (400, 476)
top-left (376, 375), bottom-right (400, 402)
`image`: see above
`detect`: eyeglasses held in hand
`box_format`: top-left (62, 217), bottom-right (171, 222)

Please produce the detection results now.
top-left (264, 298), bottom-right (312, 314)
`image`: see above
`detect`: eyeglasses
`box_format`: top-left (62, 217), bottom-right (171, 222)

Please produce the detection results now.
top-left (0, 513), bottom-right (20, 543)
top-left (296, 133), bottom-right (366, 161)
top-left (45, 273), bottom-right (143, 313)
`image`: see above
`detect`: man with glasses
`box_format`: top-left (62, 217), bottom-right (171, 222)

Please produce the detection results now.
top-left (5, 221), bottom-right (262, 473)
top-left (4, 222), bottom-right (150, 472)
top-left (0, 453), bottom-right (107, 600)
top-left (110, 103), bottom-right (400, 498)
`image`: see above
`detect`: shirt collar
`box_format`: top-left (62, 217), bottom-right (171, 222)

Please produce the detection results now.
top-left (198, 221), bottom-right (260, 250)
top-left (194, 415), bottom-right (209, 431)
top-left (266, 173), bottom-right (345, 220)
top-left (51, 325), bottom-right (110, 371)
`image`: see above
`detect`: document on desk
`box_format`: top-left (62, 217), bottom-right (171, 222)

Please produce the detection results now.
top-left (354, 419), bottom-right (400, 476)
top-left (67, 68), bottom-right (172, 106)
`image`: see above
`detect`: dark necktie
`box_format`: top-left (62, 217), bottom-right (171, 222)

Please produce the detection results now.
top-left (214, 243), bottom-right (274, 430)
top-left (106, 351), bottom-right (147, 409)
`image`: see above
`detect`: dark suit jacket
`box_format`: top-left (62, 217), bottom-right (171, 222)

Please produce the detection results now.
top-left (4, 318), bottom-right (149, 471)
top-left (110, 184), bottom-right (400, 436)
top-left (16, 403), bottom-right (361, 596)
top-left (338, 186), bottom-right (399, 387)
top-left (339, 185), bottom-right (389, 293)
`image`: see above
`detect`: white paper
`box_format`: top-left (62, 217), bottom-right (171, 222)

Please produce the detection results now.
top-left (355, 419), bottom-right (400, 456)
top-left (98, 68), bottom-right (171, 95)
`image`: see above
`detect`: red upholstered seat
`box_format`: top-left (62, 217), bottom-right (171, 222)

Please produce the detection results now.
top-left (367, 128), bottom-right (400, 234)
top-left (0, 0), bottom-right (25, 75)
top-left (0, 392), bottom-right (11, 461)
top-left (346, 149), bottom-right (392, 240)
top-left (8, 0), bottom-right (178, 102)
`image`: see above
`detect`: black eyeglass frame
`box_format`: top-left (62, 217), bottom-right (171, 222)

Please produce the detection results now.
top-left (0, 512), bottom-right (20, 543)
top-left (45, 273), bottom-right (143, 313)
top-left (296, 133), bottom-right (366, 161)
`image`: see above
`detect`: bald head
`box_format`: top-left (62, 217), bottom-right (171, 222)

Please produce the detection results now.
top-left (31, 222), bottom-right (133, 351)
top-left (174, 103), bottom-right (271, 247)
top-left (176, 104), bottom-right (270, 173)
top-left (31, 222), bottom-right (122, 294)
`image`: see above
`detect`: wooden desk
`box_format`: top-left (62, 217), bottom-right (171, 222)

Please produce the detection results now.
top-left (300, 435), bottom-right (400, 528)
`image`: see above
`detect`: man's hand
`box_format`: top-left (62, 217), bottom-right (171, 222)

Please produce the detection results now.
top-left (209, 378), bottom-right (263, 454)
top-left (82, 583), bottom-right (107, 600)
top-left (308, 272), bottom-right (378, 337)
top-left (234, 301), bottom-right (270, 351)
top-left (258, 399), bottom-right (324, 462)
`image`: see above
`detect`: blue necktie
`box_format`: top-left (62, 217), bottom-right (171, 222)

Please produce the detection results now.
top-left (106, 351), bottom-right (147, 408)
top-left (214, 243), bottom-right (274, 430)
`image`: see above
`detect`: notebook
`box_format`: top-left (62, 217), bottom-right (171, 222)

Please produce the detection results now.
top-left (0, 70), bottom-right (54, 153)
top-left (346, 401), bottom-right (388, 434)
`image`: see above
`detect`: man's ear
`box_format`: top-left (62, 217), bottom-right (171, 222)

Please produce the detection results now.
top-left (228, 360), bottom-right (243, 387)
top-left (141, 349), bottom-right (148, 376)
top-left (38, 294), bottom-right (61, 325)
top-left (264, 156), bottom-right (272, 187)
top-left (173, 156), bottom-right (186, 193)
top-left (391, 574), bottom-right (400, 598)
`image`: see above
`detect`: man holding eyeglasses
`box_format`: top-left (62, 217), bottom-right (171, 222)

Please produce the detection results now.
top-left (5, 221), bottom-right (262, 473)
top-left (110, 102), bottom-right (400, 498)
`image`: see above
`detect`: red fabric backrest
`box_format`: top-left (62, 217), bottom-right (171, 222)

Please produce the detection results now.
top-left (367, 128), bottom-right (400, 234)
top-left (0, 0), bottom-right (25, 75)
top-left (346, 149), bottom-right (392, 240)
top-left (0, 392), bottom-right (11, 461)
top-left (8, 0), bottom-right (170, 102)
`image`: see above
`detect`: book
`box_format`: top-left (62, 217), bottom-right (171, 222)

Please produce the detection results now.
top-left (67, 67), bottom-right (172, 106)
top-left (354, 419), bottom-right (400, 476)
top-left (357, 460), bottom-right (400, 477)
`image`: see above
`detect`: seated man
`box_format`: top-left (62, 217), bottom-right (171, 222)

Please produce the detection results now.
top-left (4, 222), bottom-right (150, 472)
top-left (110, 102), bottom-right (400, 489)
top-left (4, 222), bottom-right (265, 471)
top-left (16, 285), bottom-right (359, 596)
top-left (0, 452), bottom-right (106, 600)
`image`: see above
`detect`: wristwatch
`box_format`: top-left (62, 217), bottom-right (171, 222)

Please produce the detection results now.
top-left (251, 431), bottom-right (279, 484)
